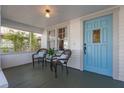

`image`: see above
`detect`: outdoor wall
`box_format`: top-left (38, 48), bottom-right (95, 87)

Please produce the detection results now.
top-left (43, 19), bottom-right (82, 70)
top-left (68, 18), bottom-right (81, 70)
top-left (119, 6), bottom-right (124, 81)
top-left (44, 6), bottom-right (121, 81)
top-left (68, 6), bottom-right (124, 81)
top-left (1, 52), bottom-right (33, 69)
top-left (41, 30), bottom-right (48, 48)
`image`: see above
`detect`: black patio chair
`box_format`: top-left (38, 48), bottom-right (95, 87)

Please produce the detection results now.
top-left (32, 48), bottom-right (47, 68)
top-left (52, 49), bottom-right (72, 78)
top-left (45, 49), bottom-right (64, 70)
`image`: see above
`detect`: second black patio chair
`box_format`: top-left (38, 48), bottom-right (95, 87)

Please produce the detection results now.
top-left (45, 49), bottom-right (64, 70)
top-left (52, 49), bottom-right (72, 78)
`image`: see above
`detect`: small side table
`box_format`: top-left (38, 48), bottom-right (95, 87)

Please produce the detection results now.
top-left (46, 55), bottom-right (58, 78)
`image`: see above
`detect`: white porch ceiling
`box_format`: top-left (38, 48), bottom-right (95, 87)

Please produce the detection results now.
top-left (1, 5), bottom-right (114, 29)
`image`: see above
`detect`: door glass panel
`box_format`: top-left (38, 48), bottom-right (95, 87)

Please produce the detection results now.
top-left (93, 29), bottom-right (100, 43)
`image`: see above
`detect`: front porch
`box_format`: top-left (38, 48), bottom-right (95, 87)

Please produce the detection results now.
top-left (1, 5), bottom-right (124, 88)
top-left (3, 63), bottom-right (124, 88)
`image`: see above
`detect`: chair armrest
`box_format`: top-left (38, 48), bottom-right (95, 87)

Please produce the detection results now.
top-left (57, 58), bottom-right (68, 64)
top-left (32, 53), bottom-right (38, 58)
top-left (54, 54), bottom-right (61, 57)
top-left (58, 58), bottom-right (68, 61)
top-left (52, 55), bottom-right (68, 61)
top-left (52, 57), bottom-right (58, 60)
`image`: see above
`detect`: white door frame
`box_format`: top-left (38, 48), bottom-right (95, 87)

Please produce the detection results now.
top-left (80, 6), bottom-right (120, 80)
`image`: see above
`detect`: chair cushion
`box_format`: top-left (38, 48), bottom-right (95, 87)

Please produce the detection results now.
top-left (59, 54), bottom-right (68, 59)
top-left (38, 52), bottom-right (45, 57)
top-left (33, 54), bottom-right (39, 58)
top-left (58, 54), bottom-right (68, 63)
top-left (34, 51), bottom-right (45, 58)
top-left (55, 50), bottom-right (63, 56)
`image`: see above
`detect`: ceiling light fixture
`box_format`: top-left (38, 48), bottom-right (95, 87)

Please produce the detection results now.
top-left (45, 9), bottom-right (50, 18)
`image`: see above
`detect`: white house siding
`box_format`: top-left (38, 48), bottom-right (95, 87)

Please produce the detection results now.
top-left (62, 7), bottom-right (120, 72)
top-left (0, 6), bottom-right (1, 68)
top-left (41, 30), bottom-right (48, 48)
top-left (119, 6), bottom-right (124, 81)
top-left (68, 18), bottom-right (81, 70)
top-left (44, 6), bottom-right (122, 81)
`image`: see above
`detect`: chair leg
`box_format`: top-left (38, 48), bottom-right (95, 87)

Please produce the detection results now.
top-left (50, 62), bottom-right (53, 71)
top-left (38, 59), bottom-right (40, 64)
top-left (42, 62), bottom-right (44, 69)
top-left (33, 58), bottom-right (35, 68)
top-left (61, 64), bottom-right (63, 72)
top-left (45, 59), bottom-right (47, 67)
top-left (54, 63), bottom-right (57, 78)
top-left (66, 64), bottom-right (69, 74)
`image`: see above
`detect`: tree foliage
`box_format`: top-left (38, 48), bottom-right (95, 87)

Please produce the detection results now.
top-left (3, 30), bottom-right (25, 52)
top-left (30, 32), bottom-right (40, 51)
top-left (2, 30), bottom-right (41, 53)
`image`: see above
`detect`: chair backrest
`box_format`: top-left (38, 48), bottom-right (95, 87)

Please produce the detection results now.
top-left (37, 48), bottom-right (48, 57)
top-left (62, 49), bottom-right (72, 61)
top-left (55, 49), bottom-right (64, 56)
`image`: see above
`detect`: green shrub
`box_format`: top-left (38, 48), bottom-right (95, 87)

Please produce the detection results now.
top-left (48, 48), bottom-right (55, 56)
top-left (2, 47), bottom-right (9, 53)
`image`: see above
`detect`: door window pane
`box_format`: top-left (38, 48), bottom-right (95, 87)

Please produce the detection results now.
top-left (93, 29), bottom-right (100, 43)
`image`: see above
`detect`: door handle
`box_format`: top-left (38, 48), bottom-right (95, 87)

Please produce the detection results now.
top-left (84, 43), bottom-right (86, 55)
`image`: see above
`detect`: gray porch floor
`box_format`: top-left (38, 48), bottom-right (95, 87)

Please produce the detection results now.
top-left (3, 63), bottom-right (124, 88)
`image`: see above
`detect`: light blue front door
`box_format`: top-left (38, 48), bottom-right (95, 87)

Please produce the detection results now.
top-left (84, 15), bottom-right (113, 77)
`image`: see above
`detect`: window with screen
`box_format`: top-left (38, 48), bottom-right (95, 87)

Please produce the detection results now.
top-left (0, 26), bottom-right (42, 54)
